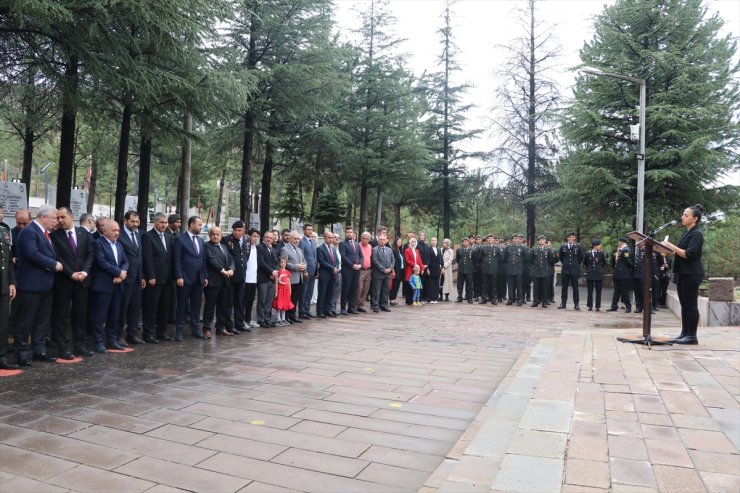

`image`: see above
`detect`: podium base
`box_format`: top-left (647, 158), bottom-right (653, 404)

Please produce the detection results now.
top-left (617, 334), bottom-right (674, 349)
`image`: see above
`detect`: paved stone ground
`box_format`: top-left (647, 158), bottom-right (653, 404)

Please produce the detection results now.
top-left (0, 289), bottom-right (737, 493)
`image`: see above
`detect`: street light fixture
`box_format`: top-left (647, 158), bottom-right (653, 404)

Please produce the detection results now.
top-left (38, 162), bottom-right (52, 204)
top-left (581, 67), bottom-right (646, 233)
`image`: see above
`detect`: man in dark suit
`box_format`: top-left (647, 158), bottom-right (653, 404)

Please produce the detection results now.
top-left (425, 237), bottom-right (443, 303)
top-left (256, 231), bottom-right (279, 327)
top-left (13, 204), bottom-right (63, 365)
top-left (0, 222), bottom-right (17, 369)
top-left (316, 231), bottom-right (339, 318)
top-left (10, 209), bottom-right (31, 261)
top-left (339, 226), bottom-right (363, 315)
top-left (222, 220), bottom-right (249, 332)
top-left (141, 212), bottom-right (174, 343)
top-left (92, 217), bottom-right (108, 240)
top-left (298, 223), bottom-right (317, 319)
top-left (204, 226), bottom-right (235, 337)
top-left (608, 237), bottom-right (634, 312)
top-left (370, 234), bottom-right (394, 312)
top-left (118, 211), bottom-right (146, 345)
top-left (88, 220), bottom-right (129, 353)
top-left (281, 231), bottom-right (306, 324)
top-left (50, 207), bottom-right (95, 358)
top-left (557, 231), bottom-right (585, 310)
top-left (174, 216), bottom-right (208, 340)
top-left (456, 238), bottom-right (475, 303)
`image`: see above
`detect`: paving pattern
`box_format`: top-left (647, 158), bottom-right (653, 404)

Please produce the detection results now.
top-left (1, 291), bottom-right (737, 493)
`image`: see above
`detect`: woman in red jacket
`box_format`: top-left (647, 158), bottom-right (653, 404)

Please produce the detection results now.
top-left (404, 237), bottom-right (425, 306)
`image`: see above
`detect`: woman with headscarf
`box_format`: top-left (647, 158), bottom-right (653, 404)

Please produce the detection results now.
top-left (403, 237), bottom-right (424, 306)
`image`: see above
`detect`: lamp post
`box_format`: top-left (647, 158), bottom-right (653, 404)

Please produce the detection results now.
top-left (582, 68), bottom-right (646, 233)
top-left (38, 162), bottom-right (52, 204)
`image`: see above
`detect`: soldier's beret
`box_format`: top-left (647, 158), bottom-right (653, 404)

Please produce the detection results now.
top-left (566, 231), bottom-right (576, 237)
top-left (168, 214), bottom-right (181, 224)
top-left (231, 220), bottom-right (245, 229)
top-left (591, 238), bottom-right (601, 246)
top-left (618, 237), bottom-right (628, 243)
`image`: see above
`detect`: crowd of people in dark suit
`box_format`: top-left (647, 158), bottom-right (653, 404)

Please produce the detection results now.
top-left (0, 203), bottom-right (678, 371)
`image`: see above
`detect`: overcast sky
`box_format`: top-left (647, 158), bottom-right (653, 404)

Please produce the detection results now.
top-left (334, 0), bottom-right (740, 184)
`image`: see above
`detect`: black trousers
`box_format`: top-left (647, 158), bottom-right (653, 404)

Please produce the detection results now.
top-left (481, 273), bottom-right (497, 301)
top-left (142, 283), bottom-right (172, 339)
top-left (473, 270), bottom-right (481, 297)
top-left (390, 270), bottom-right (402, 300)
top-left (658, 277), bottom-right (670, 306)
top-left (13, 290), bottom-right (52, 358)
top-left (676, 274), bottom-right (702, 337)
top-left (176, 283), bottom-right (203, 335)
top-left (203, 284), bottom-right (231, 330)
top-left (426, 274), bottom-right (440, 302)
top-left (533, 276), bottom-right (548, 304)
top-left (316, 273), bottom-right (335, 316)
top-left (405, 280), bottom-right (415, 305)
top-left (507, 273), bottom-right (523, 303)
top-left (89, 288), bottom-right (123, 345)
top-left (586, 280), bottom-right (603, 308)
top-left (523, 271), bottom-right (531, 300)
top-left (119, 280), bottom-right (142, 338)
top-left (51, 285), bottom-right (90, 354)
top-left (341, 269), bottom-right (360, 310)
top-left (289, 281), bottom-right (302, 319)
top-left (497, 272), bottom-right (507, 301)
top-left (244, 283), bottom-right (257, 322)
top-left (231, 281), bottom-right (245, 327)
top-left (457, 272), bottom-right (473, 300)
top-left (547, 273), bottom-right (555, 302)
top-left (560, 272), bottom-right (580, 304)
top-left (633, 277), bottom-right (645, 310)
top-left (0, 293), bottom-right (8, 359)
top-left (611, 278), bottom-right (632, 308)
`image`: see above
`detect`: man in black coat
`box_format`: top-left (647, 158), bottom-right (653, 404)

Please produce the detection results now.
top-left (339, 226), bottom-right (363, 315)
top-left (557, 231), bottom-right (585, 310)
top-left (425, 237), bottom-right (443, 303)
top-left (477, 235), bottom-right (503, 305)
top-left (204, 227), bottom-right (236, 336)
top-left (256, 231), bottom-right (279, 327)
top-left (141, 212), bottom-right (175, 342)
top-left (222, 220), bottom-right (250, 331)
top-left (504, 234), bottom-right (528, 306)
top-left (583, 239), bottom-right (607, 311)
top-left (50, 207), bottom-right (95, 358)
top-left (530, 235), bottom-right (554, 308)
top-left (117, 211), bottom-right (146, 345)
top-left (455, 237), bottom-right (475, 303)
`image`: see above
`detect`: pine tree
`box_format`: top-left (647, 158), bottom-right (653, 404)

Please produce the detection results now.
top-left (314, 189), bottom-right (344, 230)
top-left (556, 0), bottom-right (739, 228)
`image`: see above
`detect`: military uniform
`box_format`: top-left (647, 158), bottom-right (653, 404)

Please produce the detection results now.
top-left (455, 245), bottom-right (475, 302)
top-left (558, 236), bottom-right (585, 309)
top-left (471, 240), bottom-right (482, 299)
top-left (504, 242), bottom-right (528, 305)
top-left (608, 241), bottom-right (634, 311)
top-left (657, 254), bottom-right (672, 307)
top-left (583, 244), bottom-right (607, 311)
top-left (496, 239), bottom-right (507, 302)
top-left (529, 245), bottom-right (554, 307)
top-left (222, 232), bottom-right (249, 330)
top-left (476, 243), bottom-right (503, 304)
top-left (1, 226), bottom-right (17, 368)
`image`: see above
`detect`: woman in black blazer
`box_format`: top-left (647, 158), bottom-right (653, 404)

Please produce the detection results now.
top-left (389, 237), bottom-right (404, 305)
top-left (663, 204), bottom-right (705, 344)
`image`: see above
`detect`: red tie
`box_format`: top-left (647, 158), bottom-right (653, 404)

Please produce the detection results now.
top-left (45, 230), bottom-right (50, 241)
top-left (328, 245), bottom-right (334, 263)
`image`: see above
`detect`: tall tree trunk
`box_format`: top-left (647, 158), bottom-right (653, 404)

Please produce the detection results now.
top-left (56, 55), bottom-right (79, 208)
top-left (21, 127), bottom-right (33, 193)
top-left (526, 0), bottom-right (537, 248)
top-left (374, 188), bottom-right (383, 233)
top-left (442, 3), bottom-right (451, 240)
top-left (393, 202), bottom-right (402, 241)
top-left (358, 172), bottom-right (368, 233)
top-left (216, 167), bottom-right (227, 227)
top-left (309, 149), bottom-right (323, 222)
top-left (114, 99), bottom-right (132, 225)
top-left (136, 116), bottom-right (152, 231)
top-left (179, 113), bottom-right (192, 230)
top-left (259, 137), bottom-right (275, 234)
top-left (87, 148), bottom-right (98, 213)
top-left (240, 109), bottom-right (255, 221)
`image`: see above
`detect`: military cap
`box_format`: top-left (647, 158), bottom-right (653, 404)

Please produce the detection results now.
top-left (537, 235), bottom-right (546, 240)
top-left (231, 220), bottom-right (245, 229)
top-left (168, 214), bottom-right (181, 224)
top-left (566, 231), bottom-right (576, 238)
top-left (618, 237), bottom-right (628, 243)
top-left (591, 238), bottom-right (601, 246)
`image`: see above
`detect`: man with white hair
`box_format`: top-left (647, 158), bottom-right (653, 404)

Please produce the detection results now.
top-left (281, 231), bottom-right (306, 324)
top-left (13, 204), bottom-right (63, 365)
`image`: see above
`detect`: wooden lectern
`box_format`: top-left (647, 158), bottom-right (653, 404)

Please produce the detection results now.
top-left (617, 231), bottom-right (677, 349)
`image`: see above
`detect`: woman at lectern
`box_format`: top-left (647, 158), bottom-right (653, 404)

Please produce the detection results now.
top-left (662, 204), bottom-right (704, 344)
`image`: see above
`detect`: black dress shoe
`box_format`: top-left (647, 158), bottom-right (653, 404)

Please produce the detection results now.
top-left (673, 336), bottom-right (698, 345)
top-left (192, 331), bottom-right (206, 339)
top-left (289, 317), bottom-right (303, 324)
top-left (328, 313), bottom-right (337, 318)
top-left (574, 305), bottom-right (581, 311)
top-left (317, 314), bottom-right (326, 319)
top-left (340, 310), bottom-right (349, 316)
top-left (347, 309), bottom-right (359, 315)
top-left (606, 307), bottom-right (618, 312)
top-left (126, 335), bottom-right (145, 344)
top-left (530, 303), bottom-right (539, 307)
top-left (467, 299), bottom-right (473, 304)
top-left (94, 343), bottom-right (108, 354)
top-left (143, 336), bottom-right (159, 344)
top-left (625, 308), bottom-right (632, 313)
top-left (588, 306), bottom-right (593, 311)
top-left (268, 320), bottom-right (277, 327)
top-left (239, 325), bottom-right (254, 331)
top-left (75, 347), bottom-right (94, 357)
top-left (635, 309), bottom-right (643, 314)
top-left (107, 342), bottom-right (126, 351)
top-left (456, 298), bottom-right (463, 303)
top-left (0, 358), bottom-right (19, 370)
top-left (117, 339), bottom-right (129, 348)
top-left (595, 308), bottom-right (600, 312)
top-left (173, 334), bottom-right (184, 341)
top-left (32, 353), bottom-right (57, 362)
top-left (516, 302), bottom-right (522, 306)
top-left (380, 307), bottom-right (391, 312)
top-left (479, 300), bottom-right (488, 305)
top-left (557, 304), bottom-right (566, 309)
top-left (491, 300), bottom-right (498, 305)
top-left (58, 352), bottom-right (75, 360)
top-left (259, 321), bottom-right (271, 328)
top-left (17, 358), bottom-right (32, 367)
top-left (372, 308), bottom-right (380, 313)
top-left (158, 334), bottom-right (175, 341)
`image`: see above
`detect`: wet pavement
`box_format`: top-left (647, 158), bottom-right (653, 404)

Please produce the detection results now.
top-left (1, 289), bottom-right (737, 492)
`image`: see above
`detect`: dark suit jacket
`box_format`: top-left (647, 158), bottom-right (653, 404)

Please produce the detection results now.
top-left (174, 233), bottom-right (207, 285)
top-left (674, 226), bottom-right (704, 276)
top-left (256, 242), bottom-right (279, 284)
top-left (51, 227), bottom-right (94, 289)
top-left (90, 238), bottom-right (128, 293)
top-left (316, 242), bottom-right (339, 276)
top-left (558, 243), bottom-right (584, 276)
top-left (142, 228), bottom-right (174, 284)
top-left (426, 246), bottom-right (443, 276)
top-left (16, 222), bottom-right (57, 292)
top-left (339, 239), bottom-right (363, 270)
top-left (583, 250), bottom-right (607, 281)
top-left (119, 227), bottom-right (143, 285)
top-left (205, 241), bottom-right (235, 288)
top-left (299, 236), bottom-right (317, 276)
top-left (371, 245), bottom-right (394, 279)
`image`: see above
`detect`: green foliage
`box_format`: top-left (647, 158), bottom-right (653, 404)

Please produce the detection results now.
top-left (314, 189), bottom-right (344, 229)
top-left (704, 215), bottom-right (740, 279)
top-left (555, 0), bottom-right (740, 227)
